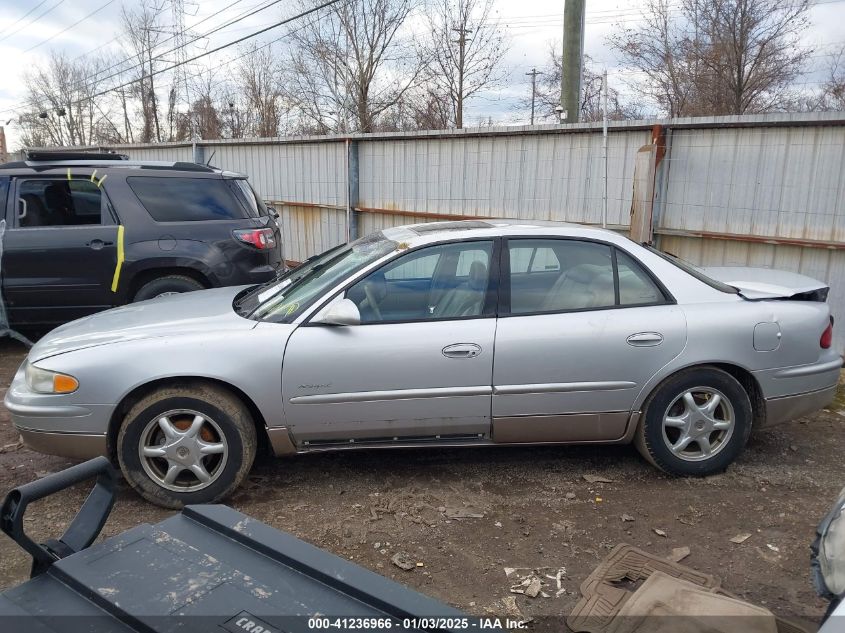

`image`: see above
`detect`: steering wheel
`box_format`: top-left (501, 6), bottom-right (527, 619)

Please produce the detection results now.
top-left (364, 283), bottom-right (383, 320)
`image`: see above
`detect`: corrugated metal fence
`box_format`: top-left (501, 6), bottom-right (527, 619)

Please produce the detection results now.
top-left (42, 112), bottom-right (845, 352)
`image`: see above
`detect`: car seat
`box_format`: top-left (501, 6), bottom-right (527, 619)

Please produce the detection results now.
top-left (433, 260), bottom-right (488, 318)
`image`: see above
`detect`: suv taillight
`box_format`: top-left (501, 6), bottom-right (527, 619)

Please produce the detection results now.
top-left (233, 228), bottom-right (276, 250)
top-left (821, 317), bottom-right (834, 349)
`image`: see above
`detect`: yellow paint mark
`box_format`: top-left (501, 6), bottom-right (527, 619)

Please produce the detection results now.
top-left (97, 174), bottom-right (107, 187)
top-left (110, 225), bottom-right (125, 293)
top-left (66, 168), bottom-right (72, 181)
top-left (90, 169), bottom-right (98, 183)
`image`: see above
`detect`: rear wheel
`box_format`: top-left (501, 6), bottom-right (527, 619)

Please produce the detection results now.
top-left (635, 367), bottom-right (752, 476)
top-left (132, 275), bottom-right (204, 301)
top-left (117, 382), bottom-right (257, 508)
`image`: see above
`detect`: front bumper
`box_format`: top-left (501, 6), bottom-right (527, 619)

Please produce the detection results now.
top-left (16, 427), bottom-right (107, 459)
top-left (5, 364), bottom-right (113, 459)
top-left (763, 384), bottom-right (838, 428)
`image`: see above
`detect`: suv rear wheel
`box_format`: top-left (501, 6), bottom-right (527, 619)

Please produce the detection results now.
top-left (133, 274), bottom-right (204, 301)
top-left (117, 382), bottom-right (257, 508)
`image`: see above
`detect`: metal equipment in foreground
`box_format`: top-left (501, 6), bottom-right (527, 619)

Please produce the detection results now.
top-left (0, 458), bottom-right (464, 632)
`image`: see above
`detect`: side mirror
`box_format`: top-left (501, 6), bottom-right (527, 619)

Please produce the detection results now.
top-left (312, 298), bottom-right (361, 326)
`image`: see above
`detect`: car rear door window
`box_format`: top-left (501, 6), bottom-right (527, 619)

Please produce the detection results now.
top-left (127, 176), bottom-right (248, 222)
top-left (16, 179), bottom-right (103, 227)
top-left (507, 239), bottom-right (669, 314)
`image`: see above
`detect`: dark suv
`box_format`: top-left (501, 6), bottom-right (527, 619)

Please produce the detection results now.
top-left (0, 151), bottom-right (283, 331)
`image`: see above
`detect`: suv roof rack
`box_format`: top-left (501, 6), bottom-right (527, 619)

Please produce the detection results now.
top-left (25, 150), bottom-right (128, 162)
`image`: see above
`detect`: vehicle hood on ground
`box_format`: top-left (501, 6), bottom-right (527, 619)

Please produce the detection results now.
top-left (29, 285), bottom-right (254, 362)
top-left (700, 266), bottom-right (830, 300)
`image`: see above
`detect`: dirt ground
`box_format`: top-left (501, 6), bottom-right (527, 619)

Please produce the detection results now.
top-left (0, 337), bottom-right (843, 630)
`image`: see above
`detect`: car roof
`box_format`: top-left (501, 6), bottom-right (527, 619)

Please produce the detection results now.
top-left (380, 219), bottom-right (632, 247)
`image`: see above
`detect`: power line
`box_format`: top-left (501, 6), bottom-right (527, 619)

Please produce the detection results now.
top-left (22, 0), bottom-right (117, 54)
top-left (6, 0), bottom-right (347, 118)
top-left (12, 0), bottom-right (291, 118)
top-left (0, 0), bottom-right (66, 44)
top-left (0, 0), bottom-right (50, 38)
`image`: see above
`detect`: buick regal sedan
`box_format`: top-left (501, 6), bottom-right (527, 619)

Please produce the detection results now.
top-left (5, 221), bottom-right (842, 507)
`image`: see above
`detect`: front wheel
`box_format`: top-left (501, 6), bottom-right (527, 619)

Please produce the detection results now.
top-left (117, 382), bottom-right (257, 508)
top-left (635, 367), bottom-right (752, 476)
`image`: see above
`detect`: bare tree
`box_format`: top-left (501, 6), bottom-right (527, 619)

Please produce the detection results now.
top-left (121, 1), bottom-right (167, 142)
top-left (285, 0), bottom-right (423, 133)
top-left (817, 47), bottom-right (845, 111)
top-left (609, 0), bottom-right (812, 116)
top-left (525, 46), bottom-right (640, 123)
top-left (421, 0), bottom-right (508, 128)
top-left (238, 44), bottom-right (286, 138)
top-left (607, 0), bottom-right (704, 117)
top-left (175, 69), bottom-right (222, 140)
top-left (20, 51), bottom-right (115, 146)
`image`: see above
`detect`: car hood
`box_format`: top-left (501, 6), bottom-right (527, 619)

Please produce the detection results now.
top-left (701, 266), bottom-right (830, 300)
top-left (30, 285), bottom-right (254, 362)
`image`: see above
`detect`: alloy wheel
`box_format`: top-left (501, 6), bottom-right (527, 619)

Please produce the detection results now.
top-left (661, 387), bottom-right (735, 462)
top-left (138, 409), bottom-right (228, 492)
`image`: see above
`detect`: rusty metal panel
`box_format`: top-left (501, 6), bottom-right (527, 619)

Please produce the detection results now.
top-left (272, 203), bottom-right (345, 264)
top-left (358, 130), bottom-right (650, 226)
top-left (207, 142), bottom-right (346, 207)
top-left (662, 126), bottom-right (845, 244)
top-left (660, 234), bottom-right (845, 354)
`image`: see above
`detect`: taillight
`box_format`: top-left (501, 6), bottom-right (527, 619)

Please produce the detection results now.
top-left (233, 228), bottom-right (276, 250)
top-left (821, 318), bottom-right (833, 349)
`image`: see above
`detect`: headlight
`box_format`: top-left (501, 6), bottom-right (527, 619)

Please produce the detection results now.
top-left (25, 363), bottom-right (79, 394)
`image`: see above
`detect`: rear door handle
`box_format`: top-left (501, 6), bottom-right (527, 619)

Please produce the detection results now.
top-left (442, 343), bottom-right (482, 359)
top-left (626, 332), bottom-right (664, 347)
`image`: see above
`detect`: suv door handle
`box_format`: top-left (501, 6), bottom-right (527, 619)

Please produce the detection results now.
top-left (627, 332), bottom-right (664, 347)
top-left (86, 239), bottom-right (114, 250)
top-left (442, 343), bottom-right (482, 359)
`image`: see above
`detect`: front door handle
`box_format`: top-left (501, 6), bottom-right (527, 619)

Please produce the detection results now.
top-left (627, 332), bottom-right (664, 347)
top-left (442, 343), bottom-right (482, 359)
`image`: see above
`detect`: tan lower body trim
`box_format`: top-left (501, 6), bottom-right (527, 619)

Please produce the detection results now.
top-left (267, 426), bottom-right (298, 456)
top-left (492, 412), bottom-right (630, 443)
top-left (18, 428), bottom-right (107, 460)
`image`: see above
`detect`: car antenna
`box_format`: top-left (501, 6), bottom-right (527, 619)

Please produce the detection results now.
top-left (205, 150), bottom-right (216, 167)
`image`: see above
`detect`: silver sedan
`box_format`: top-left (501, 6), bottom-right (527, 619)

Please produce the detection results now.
top-left (5, 221), bottom-right (842, 507)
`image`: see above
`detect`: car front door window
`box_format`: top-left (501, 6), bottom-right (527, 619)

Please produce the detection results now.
top-left (17, 179), bottom-right (105, 228)
top-left (346, 241), bottom-right (494, 323)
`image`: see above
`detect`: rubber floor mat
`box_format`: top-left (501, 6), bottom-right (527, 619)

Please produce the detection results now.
top-left (567, 543), bottom-right (815, 633)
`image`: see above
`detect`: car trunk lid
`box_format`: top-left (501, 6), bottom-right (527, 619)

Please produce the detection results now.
top-left (700, 266), bottom-right (830, 301)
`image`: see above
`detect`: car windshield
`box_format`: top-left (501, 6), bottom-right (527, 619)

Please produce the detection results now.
top-left (643, 244), bottom-right (738, 294)
top-left (243, 232), bottom-right (399, 323)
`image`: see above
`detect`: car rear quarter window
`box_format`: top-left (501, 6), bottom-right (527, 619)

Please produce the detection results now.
top-left (127, 176), bottom-right (249, 222)
top-left (616, 249), bottom-right (666, 305)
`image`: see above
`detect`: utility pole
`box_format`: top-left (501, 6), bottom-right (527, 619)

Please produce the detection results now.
top-left (452, 26), bottom-right (473, 128)
top-left (526, 68), bottom-right (542, 125)
top-left (560, 0), bottom-right (586, 123)
top-left (601, 69), bottom-right (608, 228)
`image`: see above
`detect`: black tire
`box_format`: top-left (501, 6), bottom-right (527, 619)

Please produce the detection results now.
top-left (635, 367), bottom-right (752, 476)
top-left (117, 382), bottom-right (257, 508)
top-left (132, 274), bottom-right (204, 302)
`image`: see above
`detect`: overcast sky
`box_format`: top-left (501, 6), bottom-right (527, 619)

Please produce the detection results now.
top-left (1, 0), bottom-right (843, 149)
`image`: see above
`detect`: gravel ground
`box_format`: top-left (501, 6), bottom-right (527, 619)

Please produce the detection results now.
top-left (0, 337), bottom-right (843, 630)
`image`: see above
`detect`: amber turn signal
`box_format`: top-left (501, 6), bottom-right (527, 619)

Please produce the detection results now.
top-left (53, 374), bottom-right (79, 394)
